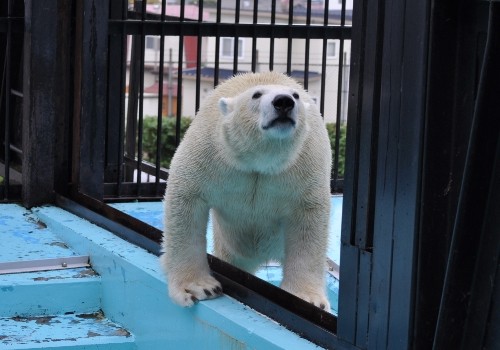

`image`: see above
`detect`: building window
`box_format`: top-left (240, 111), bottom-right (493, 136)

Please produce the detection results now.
top-left (146, 36), bottom-right (159, 50)
top-left (327, 40), bottom-right (337, 59)
top-left (221, 37), bottom-right (244, 59)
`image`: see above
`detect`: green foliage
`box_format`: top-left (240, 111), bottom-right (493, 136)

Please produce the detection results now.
top-left (142, 116), bottom-right (192, 168)
top-left (142, 117), bottom-right (347, 179)
top-left (326, 123), bottom-right (347, 178)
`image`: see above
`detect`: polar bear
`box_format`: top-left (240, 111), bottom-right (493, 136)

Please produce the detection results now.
top-left (160, 71), bottom-right (332, 310)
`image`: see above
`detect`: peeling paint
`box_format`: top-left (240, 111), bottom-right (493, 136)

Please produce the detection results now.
top-left (0, 312), bottom-right (134, 346)
top-left (49, 241), bottom-right (70, 249)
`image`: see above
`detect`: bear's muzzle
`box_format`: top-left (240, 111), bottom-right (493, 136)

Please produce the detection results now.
top-left (262, 94), bottom-right (297, 130)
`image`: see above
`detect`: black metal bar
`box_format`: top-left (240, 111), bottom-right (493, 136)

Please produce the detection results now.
top-left (213, 0), bottom-right (222, 87)
top-left (106, 0), bottom-right (127, 187)
top-left (194, 1), bottom-right (203, 113)
top-left (124, 4), bottom-right (141, 185)
top-left (303, 0), bottom-right (312, 90)
top-left (104, 182), bottom-right (165, 199)
top-left (286, 0), bottom-right (294, 75)
top-left (250, 0), bottom-right (258, 72)
top-left (332, 0), bottom-right (348, 193)
top-left (319, 0), bottom-right (330, 118)
top-left (269, 0), bottom-right (276, 71)
top-left (117, 0), bottom-right (128, 196)
top-left (123, 156), bottom-right (168, 181)
top-left (155, 0), bottom-right (166, 191)
top-left (52, 1), bottom-right (73, 199)
top-left (175, 0), bottom-right (185, 147)
top-left (232, 0), bottom-right (240, 74)
top-left (135, 0), bottom-right (147, 196)
top-left (108, 21), bottom-right (352, 40)
top-left (57, 193), bottom-right (162, 254)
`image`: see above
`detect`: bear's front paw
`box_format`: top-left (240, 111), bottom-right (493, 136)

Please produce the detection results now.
top-left (281, 283), bottom-right (331, 311)
top-left (294, 291), bottom-right (331, 311)
top-left (169, 274), bottom-right (223, 307)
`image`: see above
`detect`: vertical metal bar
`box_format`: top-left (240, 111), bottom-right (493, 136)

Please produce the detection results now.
top-left (286, 0), bottom-right (294, 75)
top-left (319, 0), bottom-right (329, 118)
top-left (155, 0), bottom-right (167, 191)
top-left (214, 0), bottom-right (221, 87)
top-left (117, 1), bottom-right (127, 197)
top-left (333, 0), bottom-right (347, 189)
top-left (125, 2), bottom-right (141, 183)
top-left (233, 0), bottom-right (241, 75)
top-left (303, 0), bottom-right (312, 90)
top-left (269, 0), bottom-right (276, 71)
top-left (175, 0), bottom-right (185, 147)
top-left (195, 1), bottom-right (203, 112)
top-left (107, 0), bottom-right (127, 196)
top-left (135, 0), bottom-right (147, 194)
top-left (251, 0), bottom-right (258, 73)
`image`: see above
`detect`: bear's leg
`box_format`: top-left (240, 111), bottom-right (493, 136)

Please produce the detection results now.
top-left (212, 221), bottom-right (262, 274)
top-left (280, 211), bottom-right (331, 311)
top-left (214, 242), bottom-right (262, 274)
top-left (161, 198), bottom-right (222, 307)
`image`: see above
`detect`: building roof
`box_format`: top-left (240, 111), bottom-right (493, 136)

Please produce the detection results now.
top-left (182, 67), bottom-right (321, 82)
top-left (144, 82), bottom-right (178, 96)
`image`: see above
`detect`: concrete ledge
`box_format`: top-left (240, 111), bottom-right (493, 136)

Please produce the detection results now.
top-left (34, 205), bottom-right (323, 350)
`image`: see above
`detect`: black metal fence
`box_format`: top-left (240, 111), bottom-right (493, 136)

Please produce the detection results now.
top-left (0, 0), bottom-right (351, 203)
top-left (103, 0), bottom-right (351, 200)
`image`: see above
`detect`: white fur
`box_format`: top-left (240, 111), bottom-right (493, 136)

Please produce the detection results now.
top-left (160, 72), bottom-right (332, 310)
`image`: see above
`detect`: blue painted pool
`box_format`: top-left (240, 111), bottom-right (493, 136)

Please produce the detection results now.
top-left (0, 199), bottom-right (342, 349)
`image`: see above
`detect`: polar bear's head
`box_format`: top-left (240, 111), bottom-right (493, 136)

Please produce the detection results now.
top-left (217, 84), bottom-right (312, 173)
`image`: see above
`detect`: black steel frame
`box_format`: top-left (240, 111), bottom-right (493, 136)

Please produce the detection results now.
top-left (98, 0), bottom-right (352, 200)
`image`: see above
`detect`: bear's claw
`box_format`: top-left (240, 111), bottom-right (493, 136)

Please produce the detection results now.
top-left (169, 274), bottom-right (223, 307)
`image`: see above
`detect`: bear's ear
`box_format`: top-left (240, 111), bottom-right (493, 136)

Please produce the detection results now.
top-left (219, 97), bottom-right (234, 116)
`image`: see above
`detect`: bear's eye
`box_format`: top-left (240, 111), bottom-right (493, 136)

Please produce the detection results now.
top-left (252, 92), bottom-right (262, 99)
top-left (292, 92), bottom-right (300, 99)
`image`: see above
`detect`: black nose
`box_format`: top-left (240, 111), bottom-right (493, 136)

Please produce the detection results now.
top-left (272, 95), bottom-right (295, 113)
